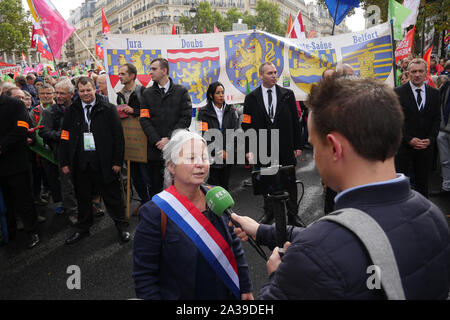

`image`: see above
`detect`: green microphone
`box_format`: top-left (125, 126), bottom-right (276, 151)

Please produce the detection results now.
top-left (205, 186), bottom-right (235, 218)
top-left (205, 186), bottom-right (269, 261)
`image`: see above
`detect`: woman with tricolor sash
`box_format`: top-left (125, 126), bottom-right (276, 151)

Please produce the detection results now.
top-left (133, 130), bottom-right (253, 300)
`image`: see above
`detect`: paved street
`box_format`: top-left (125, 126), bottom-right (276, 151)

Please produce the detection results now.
top-left (1, 148), bottom-right (449, 300)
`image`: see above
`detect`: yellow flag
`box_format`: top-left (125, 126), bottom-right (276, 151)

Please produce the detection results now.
top-left (27, 0), bottom-right (41, 22)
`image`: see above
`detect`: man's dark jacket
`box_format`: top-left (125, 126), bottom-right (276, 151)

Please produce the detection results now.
top-left (139, 78), bottom-right (192, 160)
top-left (0, 94), bottom-right (31, 176)
top-left (116, 85), bottom-right (145, 117)
top-left (394, 82), bottom-right (441, 146)
top-left (256, 177), bottom-right (450, 299)
top-left (59, 95), bottom-right (124, 183)
top-left (242, 85), bottom-right (302, 166)
top-left (39, 103), bottom-right (68, 161)
top-left (439, 81), bottom-right (450, 133)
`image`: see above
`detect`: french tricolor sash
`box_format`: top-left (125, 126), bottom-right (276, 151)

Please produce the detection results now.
top-left (152, 186), bottom-right (241, 299)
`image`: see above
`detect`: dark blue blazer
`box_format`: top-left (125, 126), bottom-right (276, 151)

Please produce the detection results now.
top-left (256, 177), bottom-right (450, 299)
top-left (133, 200), bottom-right (253, 300)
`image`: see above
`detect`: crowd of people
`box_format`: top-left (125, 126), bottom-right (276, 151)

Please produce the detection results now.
top-left (0, 54), bottom-right (449, 300)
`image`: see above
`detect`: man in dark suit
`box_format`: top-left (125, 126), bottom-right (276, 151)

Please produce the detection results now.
top-left (139, 58), bottom-right (192, 197)
top-left (60, 77), bottom-right (130, 245)
top-left (0, 84), bottom-right (39, 248)
top-left (242, 62), bottom-right (303, 226)
top-left (394, 58), bottom-right (441, 198)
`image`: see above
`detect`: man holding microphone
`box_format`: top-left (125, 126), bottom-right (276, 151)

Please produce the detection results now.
top-left (231, 77), bottom-right (449, 300)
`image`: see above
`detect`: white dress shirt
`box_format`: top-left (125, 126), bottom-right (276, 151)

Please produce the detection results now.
top-left (409, 81), bottom-right (426, 111)
top-left (213, 103), bottom-right (225, 128)
top-left (82, 98), bottom-right (96, 130)
top-left (261, 85), bottom-right (277, 120)
top-left (158, 81), bottom-right (170, 94)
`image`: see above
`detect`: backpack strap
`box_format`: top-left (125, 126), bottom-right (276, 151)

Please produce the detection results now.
top-left (160, 209), bottom-right (167, 240)
top-left (319, 208), bottom-right (406, 300)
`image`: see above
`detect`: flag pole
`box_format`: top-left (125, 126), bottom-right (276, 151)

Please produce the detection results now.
top-left (331, 0), bottom-right (340, 35)
top-left (73, 31), bottom-right (101, 66)
top-left (390, 19), bottom-right (397, 87)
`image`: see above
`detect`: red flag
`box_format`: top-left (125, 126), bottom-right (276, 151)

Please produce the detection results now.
top-left (30, 21), bottom-right (44, 48)
top-left (172, 24), bottom-right (177, 35)
top-left (214, 24), bottom-right (220, 33)
top-left (423, 46), bottom-right (435, 88)
top-left (395, 26), bottom-right (415, 63)
top-left (286, 14), bottom-right (293, 37)
top-left (37, 37), bottom-right (53, 61)
top-left (102, 8), bottom-right (110, 34)
top-left (29, 0), bottom-right (75, 60)
top-left (95, 40), bottom-right (104, 59)
top-left (289, 11), bottom-right (306, 39)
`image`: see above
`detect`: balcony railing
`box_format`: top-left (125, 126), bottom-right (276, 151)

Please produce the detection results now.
top-left (134, 15), bottom-right (173, 30)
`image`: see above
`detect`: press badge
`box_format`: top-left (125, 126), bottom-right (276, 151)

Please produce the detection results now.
top-left (83, 132), bottom-right (96, 151)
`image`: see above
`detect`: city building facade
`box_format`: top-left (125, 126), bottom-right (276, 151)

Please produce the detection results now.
top-left (0, 0), bottom-right (350, 68)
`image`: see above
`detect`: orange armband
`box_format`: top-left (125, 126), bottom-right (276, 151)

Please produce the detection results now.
top-left (61, 130), bottom-right (69, 141)
top-left (200, 121), bottom-right (208, 132)
top-left (17, 121), bottom-right (30, 129)
top-left (140, 109), bottom-right (150, 118)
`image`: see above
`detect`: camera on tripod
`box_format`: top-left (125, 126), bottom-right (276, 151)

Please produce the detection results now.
top-left (251, 165), bottom-right (297, 196)
top-left (251, 165), bottom-right (305, 244)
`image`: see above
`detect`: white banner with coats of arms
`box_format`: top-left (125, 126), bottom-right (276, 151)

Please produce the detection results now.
top-left (103, 22), bottom-right (394, 107)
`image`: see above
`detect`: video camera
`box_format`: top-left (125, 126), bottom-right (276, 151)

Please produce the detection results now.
top-left (251, 165), bottom-right (297, 196)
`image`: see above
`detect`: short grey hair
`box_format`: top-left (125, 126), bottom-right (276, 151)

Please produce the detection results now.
top-left (407, 58), bottom-right (427, 71)
top-left (162, 129), bottom-right (208, 188)
top-left (55, 79), bottom-right (75, 94)
top-left (259, 62), bottom-right (276, 76)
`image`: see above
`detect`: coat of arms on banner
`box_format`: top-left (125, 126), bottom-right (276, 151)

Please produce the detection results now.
top-left (168, 48), bottom-right (220, 105)
top-left (289, 47), bottom-right (337, 93)
top-left (107, 49), bottom-right (162, 88)
top-left (341, 35), bottom-right (393, 80)
top-left (225, 33), bottom-right (284, 94)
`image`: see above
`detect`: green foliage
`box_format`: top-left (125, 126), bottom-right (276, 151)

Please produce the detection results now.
top-left (359, 0), bottom-right (448, 34)
top-left (179, 2), bottom-right (221, 33)
top-left (179, 0), bottom-right (285, 36)
top-left (317, 0), bottom-right (448, 55)
top-left (0, 0), bottom-right (31, 55)
top-left (244, 0), bottom-right (284, 35)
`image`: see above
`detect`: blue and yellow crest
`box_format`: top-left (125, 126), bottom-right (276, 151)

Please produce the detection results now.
top-left (225, 33), bottom-right (284, 94)
top-left (168, 48), bottom-right (220, 105)
top-left (289, 47), bottom-right (337, 94)
top-left (341, 35), bottom-right (393, 80)
top-left (107, 49), bottom-right (161, 75)
top-left (107, 49), bottom-right (161, 87)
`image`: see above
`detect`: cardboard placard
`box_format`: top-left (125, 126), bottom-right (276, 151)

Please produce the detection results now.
top-left (121, 116), bottom-right (147, 163)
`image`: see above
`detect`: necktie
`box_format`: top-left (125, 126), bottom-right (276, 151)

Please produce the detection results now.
top-left (267, 89), bottom-right (273, 120)
top-left (415, 89), bottom-right (422, 110)
top-left (86, 105), bottom-right (92, 122)
top-left (161, 87), bottom-right (165, 95)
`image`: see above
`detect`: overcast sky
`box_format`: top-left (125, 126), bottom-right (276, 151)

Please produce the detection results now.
top-left (23, 0), bottom-right (365, 31)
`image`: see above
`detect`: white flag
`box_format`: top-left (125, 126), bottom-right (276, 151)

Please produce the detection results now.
top-left (401, 0), bottom-right (420, 29)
